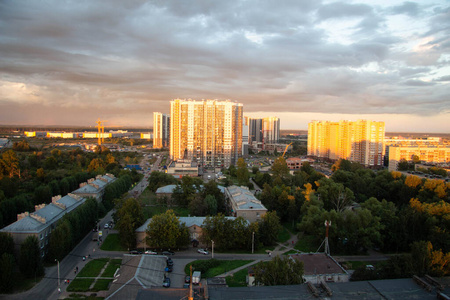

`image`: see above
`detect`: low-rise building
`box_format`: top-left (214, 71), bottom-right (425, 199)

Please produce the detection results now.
top-left (135, 216), bottom-right (237, 248)
top-left (166, 161), bottom-right (199, 178)
top-left (289, 253), bottom-right (349, 284)
top-left (225, 185), bottom-right (267, 222)
top-left (0, 194), bottom-right (85, 256)
top-left (286, 157), bottom-right (309, 171)
top-left (72, 174), bottom-right (116, 200)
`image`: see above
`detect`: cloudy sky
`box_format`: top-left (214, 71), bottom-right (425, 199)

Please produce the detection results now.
top-left (0, 0), bottom-right (449, 132)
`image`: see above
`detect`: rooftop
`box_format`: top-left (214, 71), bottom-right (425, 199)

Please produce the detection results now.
top-left (290, 253), bottom-right (347, 275)
top-left (226, 185), bottom-right (266, 211)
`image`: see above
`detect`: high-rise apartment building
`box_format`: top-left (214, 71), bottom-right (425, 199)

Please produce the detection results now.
top-left (262, 117), bottom-right (280, 144)
top-left (153, 112), bottom-right (170, 148)
top-left (248, 117), bottom-right (280, 144)
top-left (248, 118), bottom-right (263, 143)
top-left (308, 120), bottom-right (385, 167)
top-left (170, 99), bottom-right (243, 167)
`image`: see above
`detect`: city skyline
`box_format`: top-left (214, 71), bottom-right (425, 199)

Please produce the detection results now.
top-left (0, 1), bottom-right (449, 132)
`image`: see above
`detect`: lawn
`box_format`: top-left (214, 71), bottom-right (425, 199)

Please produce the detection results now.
top-left (66, 278), bottom-right (94, 292)
top-left (78, 258), bottom-right (109, 277)
top-left (142, 205), bottom-right (190, 218)
top-left (295, 235), bottom-right (319, 253)
top-left (225, 268), bottom-right (248, 287)
top-left (91, 279), bottom-right (113, 291)
top-left (277, 226), bottom-right (290, 243)
top-left (101, 259), bottom-right (122, 277)
top-left (185, 259), bottom-right (253, 278)
top-left (100, 234), bottom-right (127, 251)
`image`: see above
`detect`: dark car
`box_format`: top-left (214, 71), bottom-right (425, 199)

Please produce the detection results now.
top-left (165, 265), bottom-right (173, 272)
top-left (162, 250), bottom-right (175, 255)
top-left (185, 275), bottom-right (191, 283)
top-left (163, 277), bottom-right (170, 288)
top-left (183, 283), bottom-right (190, 288)
top-left (129, 250), bottom-right (142, 255)
top-left (166, 258), bottom-right (174, 267)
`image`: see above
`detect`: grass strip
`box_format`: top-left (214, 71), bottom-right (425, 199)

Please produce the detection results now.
top-left (225, 268), bottom-right (248, 287)
top-left (78, 258), bottom-right (109, 277)
top-left (91, 279), bottom-right (113, 291)
top-left (66, 278), bottom-right (94, 292)
top-left (100, 234), bottom-right (127, 251)
top-left (101, 259), bottom-right (122, 277)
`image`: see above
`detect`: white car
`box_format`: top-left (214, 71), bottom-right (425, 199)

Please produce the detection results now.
top-left (197, 248), bottom-right (209, 255)
top-left (145, 250), bottom-right (157, 255)
top-left (104, 223), bottom-right (109, 229)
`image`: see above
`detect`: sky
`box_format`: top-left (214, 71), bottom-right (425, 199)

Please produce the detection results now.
top-left (0, 0), bottom-right (449, 133)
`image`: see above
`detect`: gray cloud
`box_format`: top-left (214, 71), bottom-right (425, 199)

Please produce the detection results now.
top-left (0, 0), bottom-right (449, 129)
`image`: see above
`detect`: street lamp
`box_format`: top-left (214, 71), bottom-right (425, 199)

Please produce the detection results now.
top-left (55, 259), bottom-right (60, 287)
top-left (211, 240), bottom-right (215, 259)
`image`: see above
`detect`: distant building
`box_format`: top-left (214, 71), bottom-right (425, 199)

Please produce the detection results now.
top-left (166, 160), bottom-right (199, 178)
top-left (170, 99), bottom-right (243, 168)
top-left (0, 194), bottom-right (85, 256)
top-left (153, 112), bottom-right (170, 148)
top-left (286, 157), bottom-right (309, 170)
top-left (388, 145), bottom-right (450, 171)
top-left (308, 120), bottom-right (385, 167)
top-left (140, 133), bottom-right (152, 139)
top-left (249, 118), bottom-right (263, 145)
top-left (225, 185), bottom-right (267, 222)
top-left (262, 117), bottom-right (280, 144)
top-left (46, 132), bottom-right (77, 138)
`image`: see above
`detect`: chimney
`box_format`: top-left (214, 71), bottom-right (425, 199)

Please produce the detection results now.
top-left (52, 195), bottom-right (62, 203)
top-left (87, 178), bottom-right (95, 184)
top-left (80, 182), bottom-right (87, 188)
top-left (35, 203), bottom-right (46, 211)
top-left (17, 212), bottom-right (29, 221)
top-left (30, 213), bottom-right (46, 224)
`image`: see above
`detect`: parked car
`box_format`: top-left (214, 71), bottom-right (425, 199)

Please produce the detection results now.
top-left (104, 223), bottom-right (109, 229)
top-left (166, 258), bottom-right (174, 266)
top-left (144, 250), bottom-right (157, 255)
top-left (165, 265), bottom-right (173, 272)
top-left (197, 248), bottom-right (209, 255)
top-left (163, 277), bottom-right (171, 288)
top-left (129, 250), bottom-right (142, 255)
top-left (162, 250), bottom-right (175, 255)
top-left (185, 275), bottom-right (191, 283)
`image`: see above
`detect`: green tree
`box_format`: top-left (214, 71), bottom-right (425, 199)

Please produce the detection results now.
top-left (205, 195), bottom-right (217, 215)
top-left (20, 236), bottom-right (44, 278)
top-left (271, 157), bottom-right (290, 186)
top-left (236, 158), bottom-right (250, 186)
top-left (0, 232), bottom-right (14, 257)
top-left (116, 198), bottom-right (144, 250)
top-left (146, 210), bottom-right (188, 250)
top-left (0, 253), bottom-right (15, 293)
top-left (258, 211), bottom-right (281, 246)
top-left (253, 255), bottom-right (304, 286)
top-left (317, 177), bottom-right (355, 212)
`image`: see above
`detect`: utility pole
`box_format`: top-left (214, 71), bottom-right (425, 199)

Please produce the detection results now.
top-left (189, 265), bottom-right (193, 300)
top-left (211, 240), bottom-right (214, 259)
top-left (55, 259), bottom-right (60, 287)
top-left (252, 231), bottom-right (255, 254)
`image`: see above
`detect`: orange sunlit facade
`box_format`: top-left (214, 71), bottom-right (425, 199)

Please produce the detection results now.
top-left (170, 99), bottom-right (243, 167)
top-left (153, 112), bottom-right (170, 148)
top-left (308, 120), bottom-right (385, 166)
